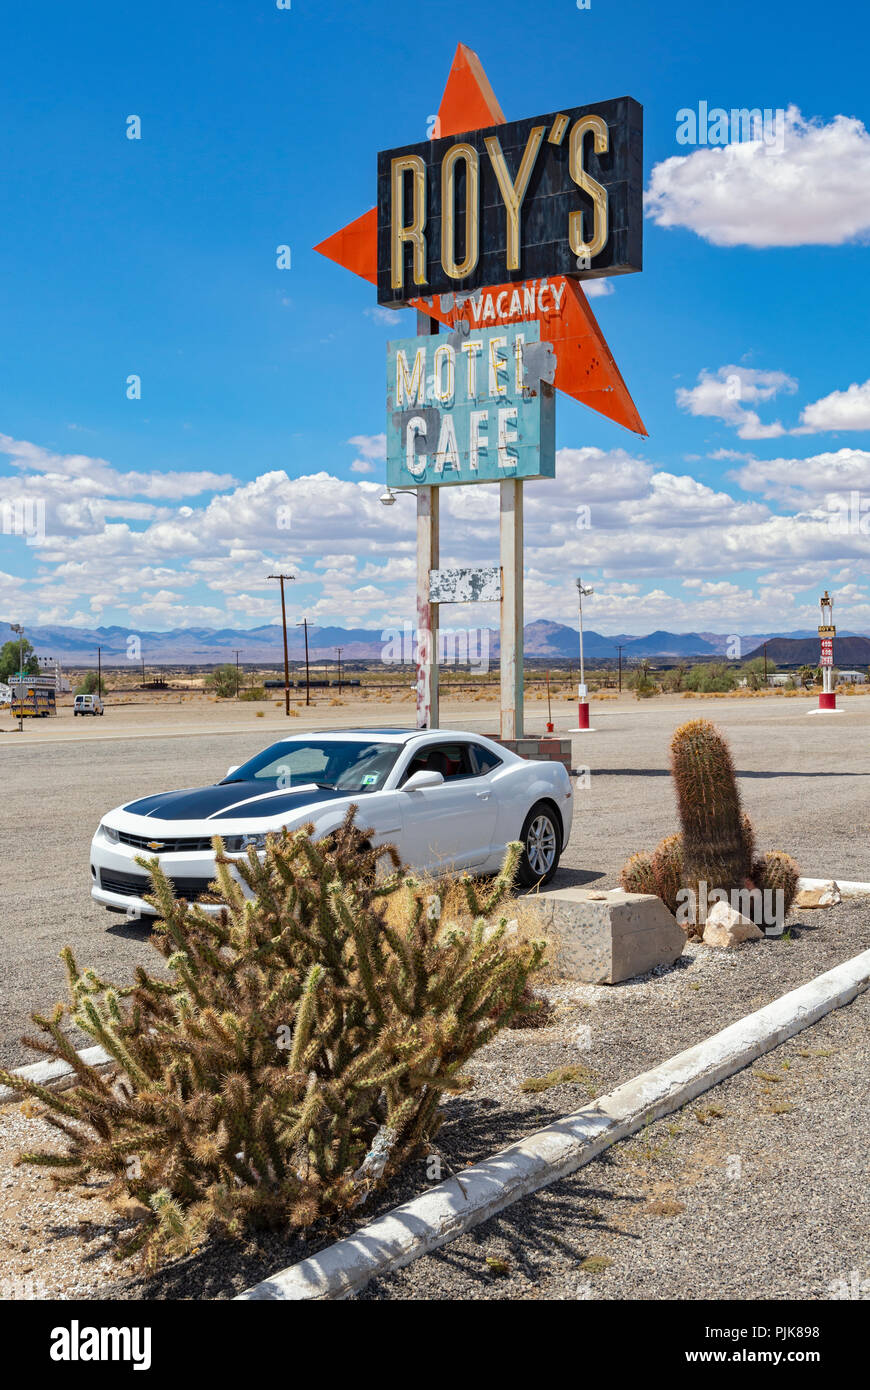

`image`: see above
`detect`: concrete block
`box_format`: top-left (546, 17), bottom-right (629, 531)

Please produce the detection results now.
top-left (534, 887), bottom-right (685, 983)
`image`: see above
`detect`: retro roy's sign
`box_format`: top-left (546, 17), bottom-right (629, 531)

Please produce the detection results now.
top-left (377, 96), bottom-right (642, 306)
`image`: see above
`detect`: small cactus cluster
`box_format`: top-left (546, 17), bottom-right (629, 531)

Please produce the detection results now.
top-left (620, 720), bottom-right (799, 936)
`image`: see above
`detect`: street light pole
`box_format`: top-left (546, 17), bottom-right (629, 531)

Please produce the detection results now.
top-left (336, 646), bottom-right (342, 696)
top-left (615, 643), bottom-right (625, 694)
top-left (267, 574), bottom-right (295, 716)
top-left (234, 649), bottom-right (241, 699)
top-left (572, 577), bottom-right (594, 732)
top-left (97, 645), bottom-right (102, 700)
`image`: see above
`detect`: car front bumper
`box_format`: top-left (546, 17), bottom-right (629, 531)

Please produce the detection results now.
top-left (90, 835), bottom-right (249, 917)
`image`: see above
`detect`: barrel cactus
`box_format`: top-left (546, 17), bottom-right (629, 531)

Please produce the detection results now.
top-left (650, 833), bottom-right (684, 915)
top-left (671, 719), bottom-right (752, 923)
top-left (756, 850), bottom-right (800, 918)
top-left (620, 851), bottom-right (658, 897)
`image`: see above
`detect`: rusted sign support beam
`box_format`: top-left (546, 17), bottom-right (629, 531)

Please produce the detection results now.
top-left (415, 310), bottom-right (439, 729)
top-left (500, 478), bottom-right (524, 740)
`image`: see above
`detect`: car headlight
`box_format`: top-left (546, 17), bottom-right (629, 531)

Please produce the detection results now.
top-left (224, 832), bottom-right (268, 853)
top-left (102, 823), bottom-right (120, 844)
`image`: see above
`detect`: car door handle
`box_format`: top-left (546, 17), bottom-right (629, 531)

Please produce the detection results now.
top-left (476, 791), bottom-right (491, 800)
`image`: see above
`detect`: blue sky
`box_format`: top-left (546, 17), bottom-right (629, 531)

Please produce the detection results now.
top-left (1, 0), bottom-right (869, 638)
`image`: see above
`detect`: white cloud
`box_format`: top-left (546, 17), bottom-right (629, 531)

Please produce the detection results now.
top-left (581, 279), bottom-right (614, 299)
top-left (646, 107), bottom-right (870, 247)
top-left (4, 426), bottom-right (870, 634)
top-left (795, 377), bottom-right (870, 433)
top-left (676, 365), bottom-right (797, 439)
top-left (730, 447), bottom-right (870, 506)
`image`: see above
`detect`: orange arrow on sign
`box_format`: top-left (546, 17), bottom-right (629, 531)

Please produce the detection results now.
top-left (315, 43), bottom-right (646, 437)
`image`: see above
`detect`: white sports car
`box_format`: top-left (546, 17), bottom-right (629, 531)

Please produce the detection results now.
top-left (90, 728), bottom-right (573, 917)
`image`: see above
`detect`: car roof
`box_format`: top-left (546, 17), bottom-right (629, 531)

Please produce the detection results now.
top-left (269, 728), bottom-right (491, 746)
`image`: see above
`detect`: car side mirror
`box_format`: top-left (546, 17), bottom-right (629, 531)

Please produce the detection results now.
top-left (225, 765), bottom-right (240, 779)
top-left (402, 769), bottom-right (444, 791)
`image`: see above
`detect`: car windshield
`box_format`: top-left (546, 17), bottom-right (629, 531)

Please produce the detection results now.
top-left (221, 739), bottom-right (401, 793)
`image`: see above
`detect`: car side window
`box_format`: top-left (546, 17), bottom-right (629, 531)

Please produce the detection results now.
top-left (469, 744), bottom-right (503, 776)
top-left (400, 742), bottom-right (475, 784)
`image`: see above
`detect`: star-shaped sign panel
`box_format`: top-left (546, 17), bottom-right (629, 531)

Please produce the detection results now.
top-left (314, 43), bottom-right (646, 437)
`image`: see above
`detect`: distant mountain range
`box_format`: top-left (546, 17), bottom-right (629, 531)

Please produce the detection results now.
top-left (4, 619), bottom-right (867, 667)
top-left (745, 635), bottom-right (870, 667)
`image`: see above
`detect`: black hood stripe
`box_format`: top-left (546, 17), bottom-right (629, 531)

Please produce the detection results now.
top-left (123, 783), bottom-right (349, 822)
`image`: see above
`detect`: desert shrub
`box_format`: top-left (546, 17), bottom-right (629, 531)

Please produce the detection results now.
top-left (0, 813), bottom-right (543, 1269)
top-left (207, 664), bottom-right (239, 698)
top-left (239, 686), bottom-right (266, 701)
top-left (683, 662), bottom-right (739, 694)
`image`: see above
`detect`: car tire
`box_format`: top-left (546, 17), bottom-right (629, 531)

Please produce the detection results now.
top-left (516, 801), bottom-right (562, 888)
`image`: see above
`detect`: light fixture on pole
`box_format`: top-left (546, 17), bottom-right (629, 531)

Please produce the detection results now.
top-left (571, 577), bottom-right (595, 732)
top-left (379, 486), bottom-right (417, 507)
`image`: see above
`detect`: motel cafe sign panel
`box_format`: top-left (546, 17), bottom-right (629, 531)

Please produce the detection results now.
top-left (386, 322), bottom-right (555, 488)
top-left (377, 97), bottom-right (642, 306)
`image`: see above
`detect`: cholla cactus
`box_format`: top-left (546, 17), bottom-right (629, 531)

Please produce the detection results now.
top-left (0, 810), bottom-right (544, 1270)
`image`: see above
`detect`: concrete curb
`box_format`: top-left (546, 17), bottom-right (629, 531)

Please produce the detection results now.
top-left (0, 1045), bottom-right (113, 1106)
top-left (236, 949), bottom-right (870, 1301)
top-left (797, 877), bottom-right (870, 898)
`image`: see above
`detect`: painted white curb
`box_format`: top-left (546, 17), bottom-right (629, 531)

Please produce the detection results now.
top-left (797, 877), bottom-right (870, 898)
top-left (236, 949), bottom-right (870, 1301)
top-left (0, 1045), bottom-right (112, 1106)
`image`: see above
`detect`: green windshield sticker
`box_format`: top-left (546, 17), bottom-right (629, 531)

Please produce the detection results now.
top-left (362, 774), bottom-right (379, 785)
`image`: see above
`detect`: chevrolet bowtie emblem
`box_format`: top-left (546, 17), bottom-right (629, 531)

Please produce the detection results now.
top-left (146, 841), bottom-right (165, 851)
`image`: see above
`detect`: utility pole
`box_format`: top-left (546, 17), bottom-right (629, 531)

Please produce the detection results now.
top-left (615, 643), bottom-right (625, 694)
top-left (97, 645), bottom-right (102, 699)
top-left (11, 623), bottom-right (24, 732)
top-left (234, 649), bottom-right (242, 698)
top-left (267, 573), bottom-right (295, 715)
top-left (336, 646), bottom-right (342, 695)
top-left (763, 641), bottom-right (768, 683)
top-left (297, 619), bottom-right (311, 706)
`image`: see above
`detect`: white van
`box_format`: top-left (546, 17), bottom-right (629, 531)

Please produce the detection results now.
top-left (74, 693), bottom-right (104, 716)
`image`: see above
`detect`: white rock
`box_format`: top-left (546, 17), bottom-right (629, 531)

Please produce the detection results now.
top-left (702, 900), bottom-right (764, 949)
top-left (795, 881), bottom-right (841, 909)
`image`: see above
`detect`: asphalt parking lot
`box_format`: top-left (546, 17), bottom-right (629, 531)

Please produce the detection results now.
top-left (2, 692), bottom-right (869, 1068)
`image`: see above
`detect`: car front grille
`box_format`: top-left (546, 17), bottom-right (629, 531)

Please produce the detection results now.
top-left (100, 869), bottom-right (216, 901)
top-left (117, 831), bottom-right (215, 853)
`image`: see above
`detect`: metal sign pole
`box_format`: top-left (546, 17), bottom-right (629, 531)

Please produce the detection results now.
top-left (499, 478), bottom-right (523, 740)
top-left (415, 310), bottom-right (439, 729)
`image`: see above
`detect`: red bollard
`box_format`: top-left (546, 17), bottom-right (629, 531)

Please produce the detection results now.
top-left (819, 691), bottom-right (836, 710)
top-left (576, 700), bottom-right (590, 730)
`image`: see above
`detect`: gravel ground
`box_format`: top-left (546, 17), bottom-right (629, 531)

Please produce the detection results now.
top-left (3, 691), bottom-right (869, 1069)
top-left (358, 989), bottom-right (870, 1302)
top-left (1, 900), bottom-right (865, 1300)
